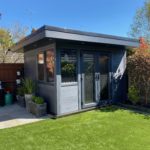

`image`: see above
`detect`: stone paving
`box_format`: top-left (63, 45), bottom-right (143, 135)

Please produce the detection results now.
top-left (0, 104), bottom-right (49, 129)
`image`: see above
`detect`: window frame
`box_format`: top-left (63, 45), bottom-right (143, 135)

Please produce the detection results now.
top-left (45, 49), bottom-right (55, 83)
top-left (37, 47), bottom-right (55, 84)
top-left (60, 49), bottom-right (78, 85)
top-left (37, 52), bottom-right (45, 82)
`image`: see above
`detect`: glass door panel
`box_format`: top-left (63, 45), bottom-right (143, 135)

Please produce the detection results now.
top-left (82, 53), bottom-right (95, 104)
top-left (99, 55), bottom-right (110, 100)
top-left (81, 52), bottom-right (111, 108)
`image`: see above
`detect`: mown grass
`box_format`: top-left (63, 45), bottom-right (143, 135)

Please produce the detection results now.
top-left (0, 106), bottom-right (150, 150)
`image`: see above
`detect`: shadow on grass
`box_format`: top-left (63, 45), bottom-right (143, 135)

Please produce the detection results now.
top-left (96, 105), bottom-right (119, 112)
top-left (128, 109), bottom-right (150, 120)
top-left (116, 104), bottom-right (150, 120)
top-left (96, 104), bottom-right (150, 120)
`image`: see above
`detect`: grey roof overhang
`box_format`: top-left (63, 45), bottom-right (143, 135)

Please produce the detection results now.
top-left (11, 25), bottom-right (139, 51)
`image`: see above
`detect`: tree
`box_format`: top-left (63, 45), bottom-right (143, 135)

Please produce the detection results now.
top-left (0, 29), bottom-right (13, 63)
top-left (0, 23), bottom-right (28, 63)
top-left (129, 0), bottom-right (150, 41)
top-left (128, 38), bottom-right (150, 105)
top-left (9, 23), bottom-right (28, 43)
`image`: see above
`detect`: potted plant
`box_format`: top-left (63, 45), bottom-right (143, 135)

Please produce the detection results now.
top-left (30, 96), bottom-right (47, 117)
top-left (22, 78), bottom-right (36, 111)
top-left (16, 86), bottom-right (25, 107)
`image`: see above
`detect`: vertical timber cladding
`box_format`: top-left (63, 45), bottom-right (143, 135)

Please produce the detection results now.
top-left (60, 85), bottom-right (78, 114)
top-left (24, 50), bottom-right (37, 79)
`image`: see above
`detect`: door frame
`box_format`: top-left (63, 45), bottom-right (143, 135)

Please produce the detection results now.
top-left (80, 50), bottom-right (112, 109)
top-left (81, 51), bottom-right (97, 108)
top-left (96, 52), bottom-right (112, 101)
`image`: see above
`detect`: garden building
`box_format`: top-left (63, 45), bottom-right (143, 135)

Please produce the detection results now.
top-left (12, 25), bottom-right (139, 116)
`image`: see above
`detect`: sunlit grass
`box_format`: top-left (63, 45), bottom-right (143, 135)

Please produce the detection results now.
top-left (0, 106), bottom-right (150, 150)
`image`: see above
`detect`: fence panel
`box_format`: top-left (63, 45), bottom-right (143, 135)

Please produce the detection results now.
top-left (0, 64), bottom-right (24, 101)
top-left (0, 64), bottom-right (24, 82)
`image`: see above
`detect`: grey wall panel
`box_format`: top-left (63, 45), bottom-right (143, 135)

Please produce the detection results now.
top-left (111, 48), bottom-right (127, 101)
top-left (38, 84), bottom-right (57, 114)
top-left (24, 50), bottom-right (36, 79)
top-left (24, 42), bottom-right (57, 115)
top-left (60, 85), bottom-right (78, 114)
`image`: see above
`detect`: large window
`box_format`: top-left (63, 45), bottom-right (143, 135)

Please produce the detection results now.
top-left (38, 52), bottom-right (45, 81)
top-left (37, 49), bottom-right (55, 82)
top-left (61, 49), bottom-right (77, 83)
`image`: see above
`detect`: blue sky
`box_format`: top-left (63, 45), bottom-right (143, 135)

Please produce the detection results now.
top-left (0, 0), bottom-right (145, 37)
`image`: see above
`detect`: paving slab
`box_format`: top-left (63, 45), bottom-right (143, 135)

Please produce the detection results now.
top-left (0, 104), bottom-right (49, 129)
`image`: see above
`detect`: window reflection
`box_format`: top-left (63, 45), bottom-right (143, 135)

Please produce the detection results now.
top-left (61, 50), bottom-right (77, 82)
top-left (46, 49), bottom-right (54, 82)
top-left (38, 53), bottom-right (44, 81)
top-left (99, 55), bottom-right (109, 100)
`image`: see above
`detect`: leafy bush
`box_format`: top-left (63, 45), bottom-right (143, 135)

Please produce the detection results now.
top-left (32, 96), bottom-right (44, 105)
top-left (128, 38), bottom-right (150, 105)
top-left (32, 96), bottom-right (36, 102)
top-left (128, 86), bottom-right (140, 104)
top-left (22, 78), bottom-right (36, 94)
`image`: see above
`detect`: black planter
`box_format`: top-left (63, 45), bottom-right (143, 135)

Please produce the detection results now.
top-left (17, 95), bottom-right (25, 107)
top-left (0, 89), bottom-right (5, 106)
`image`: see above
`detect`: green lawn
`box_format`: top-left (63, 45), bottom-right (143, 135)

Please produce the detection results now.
top-left (0, 106), bottom-right (150, 150)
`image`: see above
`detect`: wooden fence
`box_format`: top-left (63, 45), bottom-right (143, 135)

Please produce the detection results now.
top-left (0, 63), bottom-right (24, 98)
top-left (0, 64), bottom-right (24, 82)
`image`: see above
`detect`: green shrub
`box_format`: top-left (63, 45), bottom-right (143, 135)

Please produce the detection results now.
top-left (32, 96), bottom-right (37, 102)
top-left (22, 78), bottom-right (36, 94)
top-left (128, 85), bottom-right (140, 104)
top-left (32, 96), bottom-right (44, 104)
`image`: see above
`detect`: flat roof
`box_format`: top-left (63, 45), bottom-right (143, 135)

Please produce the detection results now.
top-left (12, 25), bottom-right (139, 51)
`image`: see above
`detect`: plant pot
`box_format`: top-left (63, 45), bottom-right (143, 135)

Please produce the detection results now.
top-left (16, 95), bottom-right (19, 101)
top-left (17, 95), bottom-right (25, 107)
top-left (25, 94), bottom-right (33, 101)
top-left (25, 98), bottom-right (32, 112)
top-left (25, 94), bottom-right (33, 112)
top-left (29, 101), bottom-right (47, 117)
top-left (5, 92), bottom-right (13, 106)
